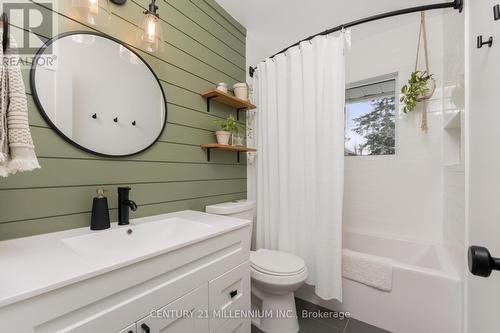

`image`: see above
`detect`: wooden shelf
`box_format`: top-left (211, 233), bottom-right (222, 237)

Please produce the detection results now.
top-left (201, 89), bottom-right (256, 120)
top-left (201, 144), bottom-right (256, 152)
top-left (201, 89), bottom-right (256, 110)
top-left (201, 144), bottom-right (256, 163)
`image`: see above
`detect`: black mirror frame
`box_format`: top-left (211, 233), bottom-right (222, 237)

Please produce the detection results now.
top-left (30, 31), bottom-right (168, 158)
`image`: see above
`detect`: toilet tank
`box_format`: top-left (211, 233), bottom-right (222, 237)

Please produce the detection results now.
top-left (206, 200), bottom-right (255, 221)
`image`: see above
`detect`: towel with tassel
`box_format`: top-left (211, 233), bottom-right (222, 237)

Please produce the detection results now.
top-left (0, 35), bottom-right (40, 177)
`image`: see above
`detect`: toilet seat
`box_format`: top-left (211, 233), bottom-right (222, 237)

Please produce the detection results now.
top-left (250, 249), bottom-right (306, 277)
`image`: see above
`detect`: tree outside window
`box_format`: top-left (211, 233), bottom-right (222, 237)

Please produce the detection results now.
top-left (345, 78), bottom-right (396, 156)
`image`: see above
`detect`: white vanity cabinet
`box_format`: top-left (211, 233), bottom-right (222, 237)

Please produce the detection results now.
top-left (119, 261), bottom-right (251, 333)
top-left (118, 324), bottom-right (137, 333)
top-left (0, 211), bottom-right (252, 333)
top-left (135, 284), bottom-right (209, 333)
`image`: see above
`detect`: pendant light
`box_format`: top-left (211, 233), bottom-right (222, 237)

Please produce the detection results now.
top-left (71, 0), bottom-right (111, 27)
top-left (139, 0), bottom-right (163, 53)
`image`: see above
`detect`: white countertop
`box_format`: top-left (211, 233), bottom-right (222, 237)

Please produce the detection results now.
top-left (0, 210), bottom-right (250, 307)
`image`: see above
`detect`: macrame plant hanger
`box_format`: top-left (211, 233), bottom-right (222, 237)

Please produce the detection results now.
top-left (414, 11), bottom-right (434, 133)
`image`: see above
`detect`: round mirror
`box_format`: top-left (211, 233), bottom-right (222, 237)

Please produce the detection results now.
top-left (31, 32), bottom-right (167, 157)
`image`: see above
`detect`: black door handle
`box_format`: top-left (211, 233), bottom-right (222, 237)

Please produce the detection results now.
top-left (468, 246), bottom-right (500, 277)
top-left (141, 323), bottom-right (151, 333)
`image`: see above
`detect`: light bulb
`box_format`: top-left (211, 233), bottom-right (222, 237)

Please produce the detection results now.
top-left (145, 14), bottom-right (157, 43)
top-left (140, 10), bottom-right (163, 53)
top-left (89, 0), bottom-right (99, 14)
top-left (137, 0), bottom-right (164, 53)
top-left (71, 0), bottom-right (110, 27)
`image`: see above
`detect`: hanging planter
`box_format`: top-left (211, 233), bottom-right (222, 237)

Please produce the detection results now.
top-left (401, 71), bottom-right (435, 112)
top-left (416, 74), bottom-right (436, 101)
top-left (400, 12), bottom-right (434, 132)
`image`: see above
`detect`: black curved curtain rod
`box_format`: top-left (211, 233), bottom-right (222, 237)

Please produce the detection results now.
top-left (248, 0), bottom-right (463, 77)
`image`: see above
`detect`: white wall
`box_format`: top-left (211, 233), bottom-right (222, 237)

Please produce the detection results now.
top-left (343, 11), bottom-right (446, 242)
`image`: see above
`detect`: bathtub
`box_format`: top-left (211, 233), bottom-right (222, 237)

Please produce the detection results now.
top-left (295, 231), bottom-right (462, 333)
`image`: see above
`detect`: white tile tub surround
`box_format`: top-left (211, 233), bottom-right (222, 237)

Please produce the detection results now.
top-left (342, 12), bottom-right (464, 333)
top-left (296, 231), bottom-right (462, 333)
top-left (344, 10), bottom-right (446, 243)
top-left (443, 165), bottom-right (465, 276)
top-left (441, 4), bottom-right (466, 283)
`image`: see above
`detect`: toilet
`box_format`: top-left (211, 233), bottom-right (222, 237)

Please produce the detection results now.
top-left (206, 200), bottom-right (307, 333)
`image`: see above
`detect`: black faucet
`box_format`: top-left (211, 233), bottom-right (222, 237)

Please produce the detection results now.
top-left (118, 187), bottom-right (138, 225)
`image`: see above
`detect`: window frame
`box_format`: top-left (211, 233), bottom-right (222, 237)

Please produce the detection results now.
top-left (345, 72), bottom-right (399, 158)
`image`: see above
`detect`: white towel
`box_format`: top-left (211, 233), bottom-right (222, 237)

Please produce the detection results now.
top-left (0, 35), bottom-right (40, 177)
top-left (342, 249), bottom-right (393, 292)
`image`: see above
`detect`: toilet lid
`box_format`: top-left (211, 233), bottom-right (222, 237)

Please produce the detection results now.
top-left (250, 249), bottom-right (306, 276)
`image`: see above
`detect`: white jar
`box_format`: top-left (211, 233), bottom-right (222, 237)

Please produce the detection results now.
top-left (233, 83), bottom-right (248, 101)
top-left (216, 83), bottom-right (228, 93)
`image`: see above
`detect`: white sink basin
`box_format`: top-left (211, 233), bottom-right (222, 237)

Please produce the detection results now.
top-left (62, 218), bottom-right (212, 258)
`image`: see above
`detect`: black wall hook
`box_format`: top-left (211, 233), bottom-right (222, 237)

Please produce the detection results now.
top-left (132, 121), bottom-right (136, 126)
top-left (477, 35), bottom-right (493, 48)
top-left (494, 4), bottom-right (500, 20)
top-left (2, 13), bottom-right (9, 53)
top-left (92, 113), bottom-right (97, 119)
top-left (113, 117), bottom-right (118, 123)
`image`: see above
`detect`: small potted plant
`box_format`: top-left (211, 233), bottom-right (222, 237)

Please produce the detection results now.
top-left (213, 115), bottom-right (244, 145)
top-left (400, 70), bottom-right (435, 113)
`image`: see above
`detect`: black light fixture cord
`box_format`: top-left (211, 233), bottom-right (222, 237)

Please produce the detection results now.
top-left (248, 0), bottom-right (463, 77)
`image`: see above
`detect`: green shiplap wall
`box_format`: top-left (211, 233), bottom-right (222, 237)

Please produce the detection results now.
top-left (0, 0), bottom-right (247, 240)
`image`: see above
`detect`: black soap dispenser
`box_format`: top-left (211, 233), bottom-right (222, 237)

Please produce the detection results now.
top-left (91, 188), bottom-right (110, 230)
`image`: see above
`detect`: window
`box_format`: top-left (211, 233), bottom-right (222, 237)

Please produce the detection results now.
top-left (345, 75), bottom-right (397, 156)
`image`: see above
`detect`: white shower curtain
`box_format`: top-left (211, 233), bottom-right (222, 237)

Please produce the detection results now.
top-left (250, 32), bottom-right (349, 301)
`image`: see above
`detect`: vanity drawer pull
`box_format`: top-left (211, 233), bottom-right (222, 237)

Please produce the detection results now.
top-left (141, 323), bottom-right (151, 333)
top-left (230, 290), bottom-right (238, 298)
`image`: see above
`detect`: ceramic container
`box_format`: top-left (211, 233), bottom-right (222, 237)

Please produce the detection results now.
top-left (417, 78), bottom-right (436, 101)
top-left (215, 131), bottom-right (231, 145)
top-left (233, 83), bottom-right (248, 100)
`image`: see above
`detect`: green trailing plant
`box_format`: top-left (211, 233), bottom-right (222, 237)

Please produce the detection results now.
top-left (213, 115), bottom-right (245, 133)
top-left (400, 71), bottom-right (434, 114)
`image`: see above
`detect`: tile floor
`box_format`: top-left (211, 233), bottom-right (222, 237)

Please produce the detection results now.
top-left (251, 298), bottom-right (392, 333)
